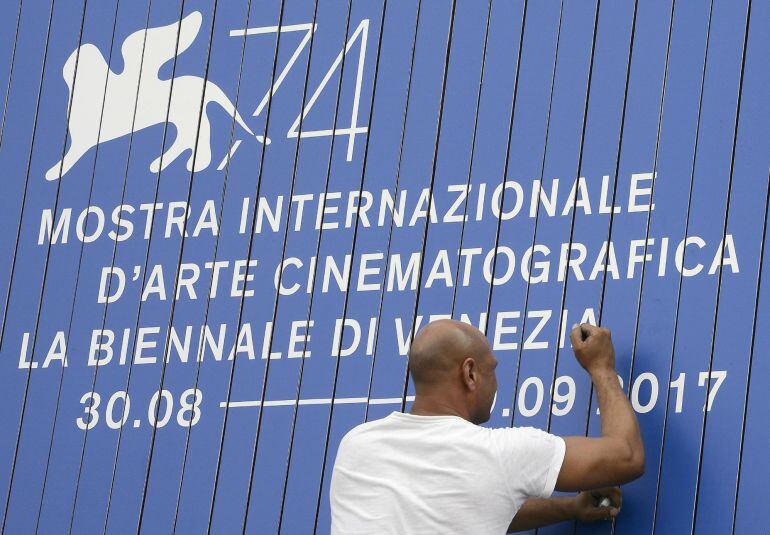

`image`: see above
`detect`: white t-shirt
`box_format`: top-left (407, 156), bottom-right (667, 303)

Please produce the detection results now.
top-left (330, 411), bottom-right (566, 535)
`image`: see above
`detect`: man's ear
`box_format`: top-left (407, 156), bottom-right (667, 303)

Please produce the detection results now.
top-left (462, 357), bottom-right (477, 391)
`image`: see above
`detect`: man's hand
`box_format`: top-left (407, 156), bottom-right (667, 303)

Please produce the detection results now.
top-left (572, 487), bottom-right (622, 523)
top-left (570, 324), bottom-right (615, 376)
top-left (507, 488), bottom-right (623, 532)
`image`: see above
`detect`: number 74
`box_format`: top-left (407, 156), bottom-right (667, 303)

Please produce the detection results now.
top-left (230, 19), bottom-right (370, 162)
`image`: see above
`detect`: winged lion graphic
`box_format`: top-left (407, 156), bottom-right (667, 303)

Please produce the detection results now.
top-left (46, 11), bottom-right (268, 181)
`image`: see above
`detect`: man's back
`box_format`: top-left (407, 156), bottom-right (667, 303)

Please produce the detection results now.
top-left (330, 411), bottom-right (565, 535)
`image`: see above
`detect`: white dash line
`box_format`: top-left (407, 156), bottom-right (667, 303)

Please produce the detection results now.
top-left (219, 396), bottom-right (415, 409)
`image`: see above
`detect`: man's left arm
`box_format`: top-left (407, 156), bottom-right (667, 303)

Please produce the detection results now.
top-left (507, 488), bottom-right (621, 533)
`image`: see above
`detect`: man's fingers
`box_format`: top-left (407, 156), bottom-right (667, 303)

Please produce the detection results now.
top-left (580, 323), bottom-right (601, 338)
top-left (569, 324), bottom-right (584, 348)
top-left (571, 323), bottom-right (603, 344)
top-left (591, 486), bottom-right (622, 509)
top-left (608, 487), bottom-right (622, 508)
top-left (603, 487), bottom-right (622, 509)
top-left (578, 489), bottom-right (622, 523)
top-left (585, 507), bottom-right (616, 522)
top-left (598, 507), bottom-right (618, 520)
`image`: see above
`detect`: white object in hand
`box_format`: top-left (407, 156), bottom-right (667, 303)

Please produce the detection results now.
top-left (599, 497), bottom-right (611, 508)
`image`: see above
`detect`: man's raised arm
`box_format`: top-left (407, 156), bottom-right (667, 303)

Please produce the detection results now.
top-left (555, 324), bottom-right (645, 492)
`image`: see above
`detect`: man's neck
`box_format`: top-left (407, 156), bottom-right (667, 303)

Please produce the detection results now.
top-left (409, 394), bottom-right (472, 422)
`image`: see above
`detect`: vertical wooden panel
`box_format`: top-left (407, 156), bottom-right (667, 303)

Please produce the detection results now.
top-left (654, 1), bottom-right (749, 532)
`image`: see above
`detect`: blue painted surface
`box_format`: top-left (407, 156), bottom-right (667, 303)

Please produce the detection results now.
top-left (0, 1), bottom-right (767, 533)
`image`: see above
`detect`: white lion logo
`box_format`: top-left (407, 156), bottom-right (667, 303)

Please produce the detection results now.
top-left (46, 11), bottom-right (267, 181)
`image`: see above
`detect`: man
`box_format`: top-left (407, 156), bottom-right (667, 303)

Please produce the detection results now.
top-left (330, 320), bottom-right (644, 534)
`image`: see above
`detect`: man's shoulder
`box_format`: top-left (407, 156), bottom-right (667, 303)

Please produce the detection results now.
top-left (334, 415), bottom-right (394, 467)
top-left (340, 415), bottom-right (392, 445)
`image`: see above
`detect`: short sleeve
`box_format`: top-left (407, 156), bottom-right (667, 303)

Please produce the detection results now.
top-left (490, 426), bottom-right (566, 500)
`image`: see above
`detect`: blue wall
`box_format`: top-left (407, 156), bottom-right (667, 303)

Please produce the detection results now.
top-left (0, 0), bottom-right (767, 533)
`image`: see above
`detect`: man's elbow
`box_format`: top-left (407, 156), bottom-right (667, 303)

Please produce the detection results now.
top-left (620, 458), bottom-right (645, 483)
top-left (618, 444), bottom-right (645, 483)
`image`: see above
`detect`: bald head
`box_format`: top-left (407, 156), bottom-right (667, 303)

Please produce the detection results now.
top-left (408, 319), bottom-right (491, 389)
